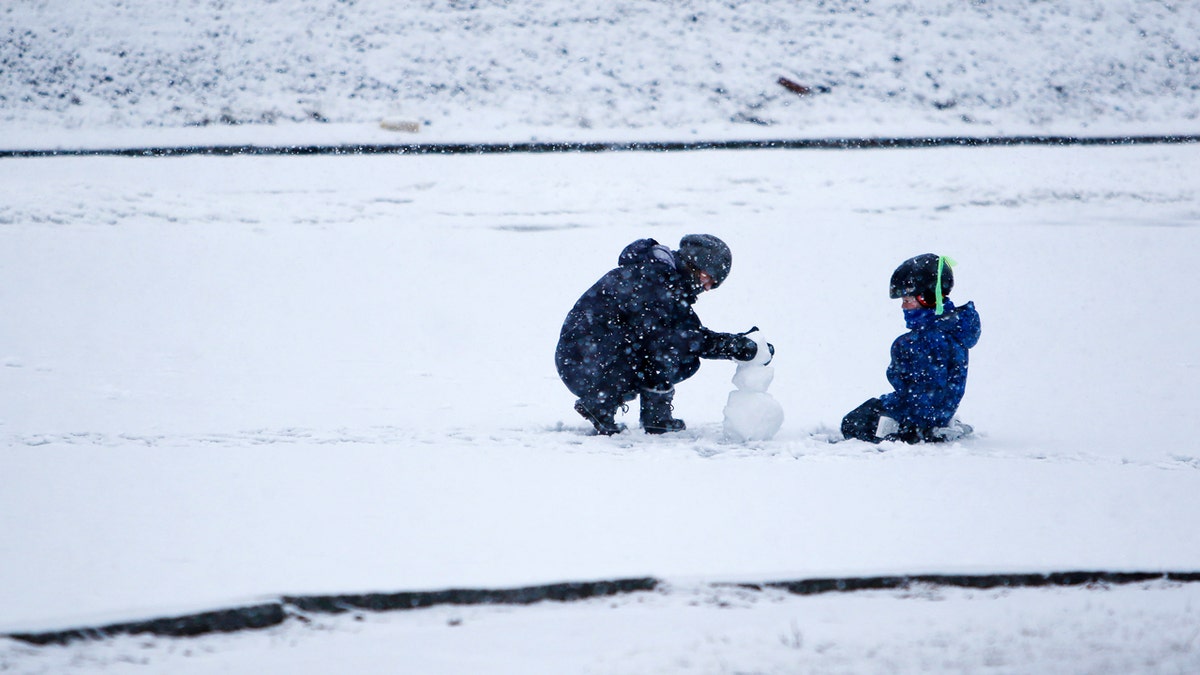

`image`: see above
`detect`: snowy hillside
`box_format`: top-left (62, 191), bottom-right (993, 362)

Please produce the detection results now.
top-left (2, 2), bottom-right (1200, 674)
top-left (3, 0), bottom-right (1200, 142)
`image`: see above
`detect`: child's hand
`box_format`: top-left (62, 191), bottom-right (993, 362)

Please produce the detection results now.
top-left (736, 334), bottom-right (775, 366)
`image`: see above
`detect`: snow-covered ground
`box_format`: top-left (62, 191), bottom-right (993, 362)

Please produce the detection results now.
top-left (3, 1), bottom-right (1200, 673)
top-left (4, 141), bottom-right (1199, 675)
top-left (8, 581), bottom-right (1200, 674)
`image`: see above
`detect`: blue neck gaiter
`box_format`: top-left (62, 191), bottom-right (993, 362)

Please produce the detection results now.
top-left (904, 299), bottom-right (955, 329)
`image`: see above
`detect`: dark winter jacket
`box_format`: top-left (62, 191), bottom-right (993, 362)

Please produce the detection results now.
top-left (879, 299), bottom-right (981, 430)
top-left (555, 238), bottom-right (753, 403)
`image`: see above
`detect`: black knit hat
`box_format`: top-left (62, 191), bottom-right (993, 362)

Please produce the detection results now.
top-left (677, 234), bottom-right (732, 288)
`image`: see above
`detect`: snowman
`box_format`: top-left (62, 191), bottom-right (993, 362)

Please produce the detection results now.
top-left (722, 332), bottom-right (784, 442)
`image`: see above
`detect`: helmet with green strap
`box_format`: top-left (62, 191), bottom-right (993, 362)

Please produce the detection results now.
top-left (889, 253), bottom-right (957, 314)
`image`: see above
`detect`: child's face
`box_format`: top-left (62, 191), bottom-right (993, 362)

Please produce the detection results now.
top-left (900, 296), bottom-right (922, 310)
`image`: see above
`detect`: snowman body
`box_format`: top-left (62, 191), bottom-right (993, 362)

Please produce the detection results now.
top-left (722, 334), bottom-right (784, 442)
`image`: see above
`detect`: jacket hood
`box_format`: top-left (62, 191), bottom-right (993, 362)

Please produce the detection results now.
top-left (618, 238), bottom-right (675, 267)
top-left (616, 238), bottom-right (698, 304)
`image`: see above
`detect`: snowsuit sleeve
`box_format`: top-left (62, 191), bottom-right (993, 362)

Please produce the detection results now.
top-left (698, 330), bottom-right (758, 361)
top-left (623, 269), bottom-right (754, 389)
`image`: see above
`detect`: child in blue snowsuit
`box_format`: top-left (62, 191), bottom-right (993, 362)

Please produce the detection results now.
top-left (842, 254), bottom-right (981, 443)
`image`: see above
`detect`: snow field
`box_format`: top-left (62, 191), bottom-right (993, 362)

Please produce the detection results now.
top-left (1, 141), bottom-right (1199, 672)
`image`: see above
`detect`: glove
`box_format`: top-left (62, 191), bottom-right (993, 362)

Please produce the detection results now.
top-left (731, 327), bottom-right (774, 365)
top-left (735, 337), bottom-right (775, 365)
top-left (735, 336), bottom-right (758, 361)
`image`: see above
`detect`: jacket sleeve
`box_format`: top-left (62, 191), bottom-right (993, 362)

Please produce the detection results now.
top-left (623, 274), bottom-right (752, 385)
top-left (698, 329), bottom-right (758, 361)
top-left (632, 300), bottom-right (754, 365)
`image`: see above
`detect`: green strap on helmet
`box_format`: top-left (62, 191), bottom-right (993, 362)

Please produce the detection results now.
top-left (935, 255), bottom-right (957, 315)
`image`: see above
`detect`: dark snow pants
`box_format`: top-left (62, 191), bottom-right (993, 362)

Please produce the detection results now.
top-left (841, 397), bottom-right (933, 444)
top-left (556, 342), bottom-right (701, 413)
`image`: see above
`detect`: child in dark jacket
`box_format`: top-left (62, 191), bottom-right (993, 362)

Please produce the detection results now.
top-left (556, 235), bottom-right (771, 436)
top-left (842, 254), bottom-right (981, 443)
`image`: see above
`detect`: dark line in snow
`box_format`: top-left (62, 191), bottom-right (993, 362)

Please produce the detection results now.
top-left (5, 578), bottom-right (659, 646)
top-left (9, 571), bottom-right (1200, 646)
top-left (755, 570), bottom-right (1200, 595)
top-left (1, 135), bottom-right (1198, 159)
top-left (283, 578), bottom-right (658, 615)
top-left (6, 603), bottom-right (288, 647)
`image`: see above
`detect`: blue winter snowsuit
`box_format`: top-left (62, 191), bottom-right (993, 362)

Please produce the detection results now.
top-left (882, 299), bottom-right (981, 429)
top-left (555, 238), bottom-right (751, 410)
top-left (843, 299), bottom-right (981, 442)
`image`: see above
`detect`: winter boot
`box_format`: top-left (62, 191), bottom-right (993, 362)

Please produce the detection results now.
top-left (930, 418), bottom-right (974, 443)
top-left (841, 398), bottom-right (886, 443)
top-left (640, 387), bottom-right (686, 434)
top-left (574, 399), bottom-right (626, 436)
